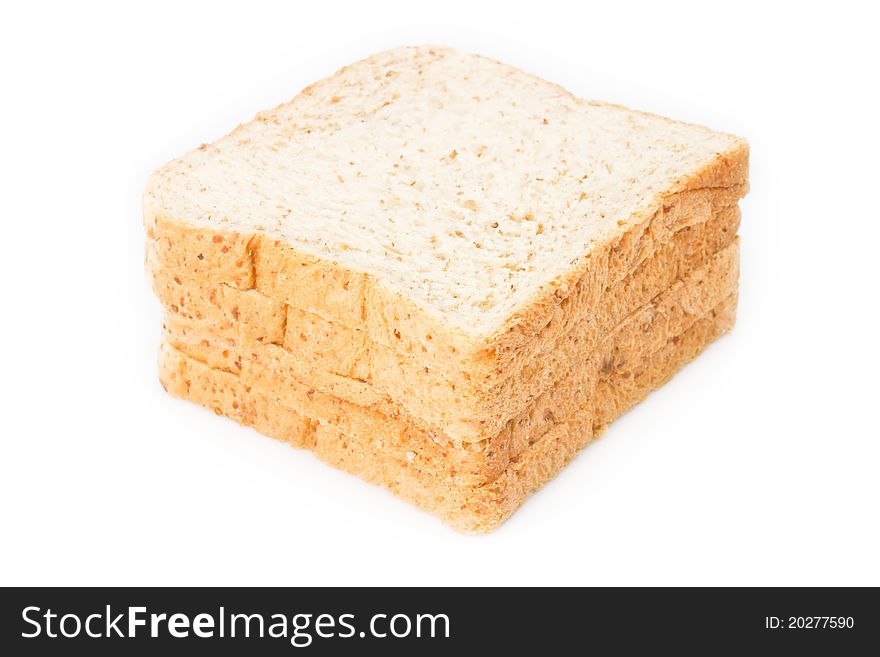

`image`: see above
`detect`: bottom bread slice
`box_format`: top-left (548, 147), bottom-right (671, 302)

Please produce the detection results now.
top-left (162, 242), bottom-right (738, 489)
top-left (158, 291), bottom-right (736, 533)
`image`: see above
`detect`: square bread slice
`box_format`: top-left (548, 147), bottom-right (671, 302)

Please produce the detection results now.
top-left (145, 46), bottom-right (748, 530)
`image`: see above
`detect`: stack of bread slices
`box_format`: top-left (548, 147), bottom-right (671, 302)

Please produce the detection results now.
top-left (145, 47), bottom-right (748, 532)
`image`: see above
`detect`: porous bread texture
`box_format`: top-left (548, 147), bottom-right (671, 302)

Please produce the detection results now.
top-left (148, 191), bottom-right (742, 442)
top-left (161, 242), bottom-right (738, 487)
top-left (144, 47), bottom-right (749, 417)
top-left (159, 292), bottom-right (737, 532)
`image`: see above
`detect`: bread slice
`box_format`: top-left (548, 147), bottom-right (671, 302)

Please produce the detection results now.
top-left (160, 241), bottom-right (737, 492)
top-left (159, 286), bottom-right (737, 532)
top-left (145, 46), bottom-right (747, 443)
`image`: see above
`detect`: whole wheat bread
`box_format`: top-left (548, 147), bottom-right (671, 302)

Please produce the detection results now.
top-left (145, 46), bottom-right (748, 530)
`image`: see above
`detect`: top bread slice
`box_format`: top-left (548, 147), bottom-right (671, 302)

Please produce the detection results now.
top-left (145, 46), bottom-right (748, 439)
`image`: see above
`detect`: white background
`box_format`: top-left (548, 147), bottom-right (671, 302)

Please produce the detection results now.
top-left (2, 0), bottom-right (878, 586)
